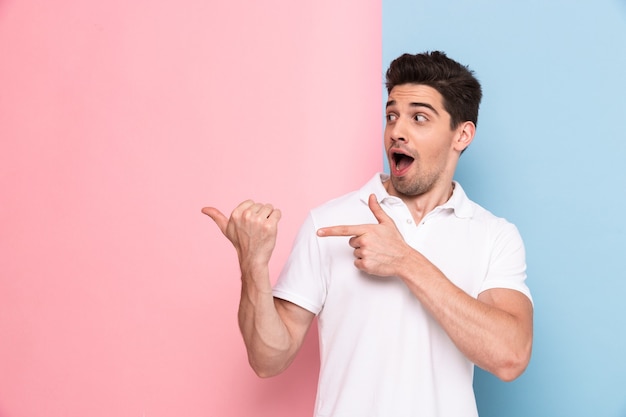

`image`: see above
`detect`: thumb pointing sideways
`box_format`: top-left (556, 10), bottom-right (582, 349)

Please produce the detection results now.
top-left (201, 207), bottom-right (229, 235)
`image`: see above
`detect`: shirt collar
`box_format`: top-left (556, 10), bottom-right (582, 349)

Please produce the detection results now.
top-left (358, 173), bottom-right (475, 219)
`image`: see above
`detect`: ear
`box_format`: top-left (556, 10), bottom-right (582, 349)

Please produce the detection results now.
top-left (453, 121), bottom-right (476, 153)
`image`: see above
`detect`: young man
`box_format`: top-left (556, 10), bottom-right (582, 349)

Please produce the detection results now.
top-left (203, 51), bottom-right (533, 417)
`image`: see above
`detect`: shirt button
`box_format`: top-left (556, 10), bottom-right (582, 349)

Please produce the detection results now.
top-left (406, 219), bottom-right (413, 224)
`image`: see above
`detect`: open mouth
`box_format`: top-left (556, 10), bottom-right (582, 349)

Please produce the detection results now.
top-left (391, 151), bottom-right (415, 173)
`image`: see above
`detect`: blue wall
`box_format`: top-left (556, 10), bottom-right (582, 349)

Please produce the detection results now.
top-left (383, 1), bottom-right (626, 416)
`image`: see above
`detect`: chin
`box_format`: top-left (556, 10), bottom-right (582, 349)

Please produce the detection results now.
top-left (391, 176), bottom-right (432, 197)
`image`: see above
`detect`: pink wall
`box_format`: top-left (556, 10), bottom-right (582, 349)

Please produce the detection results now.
top-left (0, 1), bottom-right (381, 416)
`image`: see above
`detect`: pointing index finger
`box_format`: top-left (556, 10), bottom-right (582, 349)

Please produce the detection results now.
top-left (317, 224), bottom-right (365, 237)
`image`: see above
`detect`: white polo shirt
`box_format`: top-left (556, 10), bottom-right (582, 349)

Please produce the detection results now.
top-left (273, 173), bottom-right (532, 417)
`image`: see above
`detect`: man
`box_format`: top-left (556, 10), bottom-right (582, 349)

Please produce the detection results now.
top-left (203, 51), bottom-right (533, 417)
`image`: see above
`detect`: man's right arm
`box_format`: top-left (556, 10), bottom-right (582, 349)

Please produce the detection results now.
top-left (238, 264), bottom-right (315, 377)
top-left (202, 201), bottom-right (314, 377)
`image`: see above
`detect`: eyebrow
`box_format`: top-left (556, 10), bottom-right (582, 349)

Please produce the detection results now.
top-left (386, 100), bottom-right (440, 116)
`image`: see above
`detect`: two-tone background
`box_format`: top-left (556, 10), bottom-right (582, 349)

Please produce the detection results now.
top-left (1, 1), bottom-right (625, 416)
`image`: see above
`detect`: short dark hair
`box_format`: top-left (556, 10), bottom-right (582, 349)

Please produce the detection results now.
top-left (385, 51), bottom-right (482, 129)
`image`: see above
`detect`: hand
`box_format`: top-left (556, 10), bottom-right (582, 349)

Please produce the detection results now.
top-left (317, 194), bottom-right (412, 277)
top-left (202, 200), bottom-right (282, 267)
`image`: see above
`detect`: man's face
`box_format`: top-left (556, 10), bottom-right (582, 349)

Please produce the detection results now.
top-left (384, 83), bottom-right (465, 198)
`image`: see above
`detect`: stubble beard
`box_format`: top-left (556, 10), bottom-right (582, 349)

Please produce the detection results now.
top-left (389, 167), bottom-right (441, 198)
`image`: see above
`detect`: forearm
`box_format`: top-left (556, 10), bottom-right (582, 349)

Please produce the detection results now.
top-left (237, 263), bottom-right (297, 377)
top-left (399, 252), bottom-right (533, 381)
top-left (202, 201), bottom-right (302, 376)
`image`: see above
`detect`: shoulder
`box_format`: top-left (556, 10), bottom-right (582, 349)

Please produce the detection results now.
top-left (310, 190), bottom-right (366, 226)
top-left (473, 201), bottom-right (520, 234)
top-left (453, 183), bottom-right (517, 227)
top-left (452, 183), bottom-right (523, 246)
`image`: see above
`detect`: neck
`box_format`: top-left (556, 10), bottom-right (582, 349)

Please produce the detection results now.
top-left (385, 178), bottom-right (455, 225)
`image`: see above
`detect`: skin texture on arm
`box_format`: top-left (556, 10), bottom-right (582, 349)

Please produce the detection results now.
top-left (203, 201), bottom-right (315, 377)
top-left (317, 194), bottom-right (533, 381)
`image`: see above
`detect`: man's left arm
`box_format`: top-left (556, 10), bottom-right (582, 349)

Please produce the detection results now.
top-left (317, 194), bottom-right (533, 381)
top-left (401, 264), bottom-right (533, 381)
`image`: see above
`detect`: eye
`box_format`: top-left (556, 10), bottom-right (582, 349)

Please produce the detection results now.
top-left (386, 113), bottom-right (397, 122)
top-left (414, 114), bottom-right (427, 122)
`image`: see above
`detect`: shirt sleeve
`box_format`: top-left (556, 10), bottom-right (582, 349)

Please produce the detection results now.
top-left (272, 213), bottom-right (327, 314)
top-left (479, 221), bottom-right (533, 305)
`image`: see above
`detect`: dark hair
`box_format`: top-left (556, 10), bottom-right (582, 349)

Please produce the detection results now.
top-left (385, 51), bottom-right (482, 129)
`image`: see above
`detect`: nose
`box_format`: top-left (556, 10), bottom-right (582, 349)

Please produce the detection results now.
top-left (388, 116), bottom-right (408, 143)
